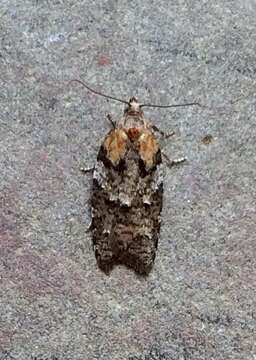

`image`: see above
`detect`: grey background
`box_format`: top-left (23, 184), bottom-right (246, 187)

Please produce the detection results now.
top-left (0, 1), bottom-right (255, 359)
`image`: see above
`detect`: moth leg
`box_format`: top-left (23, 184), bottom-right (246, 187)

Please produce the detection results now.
top-left (107, 114), bottom-right (116, 128)
top-left (152, 125), bottom-right (175, 139)
top-left (162, 153), bottom-right (186, 168)
top-left (165, 131), bottom-right (175, 139)
top-left (80, 166), bottom-right (94, 173)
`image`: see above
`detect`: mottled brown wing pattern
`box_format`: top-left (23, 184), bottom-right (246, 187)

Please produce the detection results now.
top-left (91, 126), bottom-right (163, 275)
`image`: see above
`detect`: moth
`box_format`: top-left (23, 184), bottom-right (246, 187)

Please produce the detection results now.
top-left (71, 80), bottom-right (200, 275)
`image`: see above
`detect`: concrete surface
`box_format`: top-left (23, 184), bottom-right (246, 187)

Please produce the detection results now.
top-left (0, 1), bottom-right (255, 359)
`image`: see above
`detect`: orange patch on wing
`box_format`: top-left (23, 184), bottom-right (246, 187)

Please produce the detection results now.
top-left (138, 130), bottom-right (159, 168)
top-left (126, 127), bottom-right (141, 142)
top-left (104, 129), bottom-right (128, 165)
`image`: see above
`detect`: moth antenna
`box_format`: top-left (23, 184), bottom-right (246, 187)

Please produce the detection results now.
top-left (140, 101), bottom-right (202, 109)
top-left (69, 79), bottom-right (129, 105)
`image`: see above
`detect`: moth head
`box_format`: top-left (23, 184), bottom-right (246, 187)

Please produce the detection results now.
top-left (125, 97), bottom-right (143, 116)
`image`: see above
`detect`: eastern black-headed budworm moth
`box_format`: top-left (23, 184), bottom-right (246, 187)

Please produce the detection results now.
top-left (71, 80), bottom-right (201, 275)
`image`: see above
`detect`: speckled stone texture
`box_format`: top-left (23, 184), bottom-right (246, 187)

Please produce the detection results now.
top-left (0, 1), bottom-right (255, 359)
